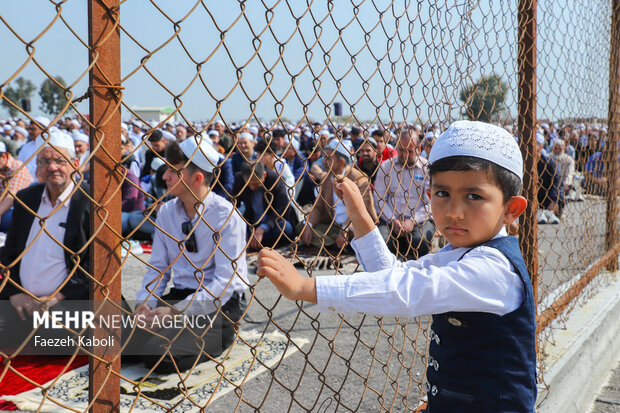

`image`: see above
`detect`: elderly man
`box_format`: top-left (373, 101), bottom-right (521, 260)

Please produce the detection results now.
top-left (175, 124), bottom-right (188, 142)
top-left (374, 128), bottom-right (434, 259)
top-left (0, 141), bottom-right (34, 232)
top-left (0, 132), bottom-right (90, 353)
top-left (129, 136), bottom-right (248, 373)
top-left (299, 139), bottom-right (376, 251)
top-left (72, 131), bottom-right (90, 165)
top-left (231, 131), bottom-right (257, 174)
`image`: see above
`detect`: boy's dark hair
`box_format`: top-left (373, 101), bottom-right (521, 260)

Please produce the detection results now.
top-left (255, 139), bottom-right (277, 155)
top-left (271, 129), bottom-right (286, 139)
top-left (429, 156), bottom-right (522, 201)
top-left (147, 129), bottom-right (164, 142)
top-left (165, 140), bottom-right (213, 186)
top-left (241, 161), bottom-right (265, 180)
top-left (371, 129), bottom-right (384, 138)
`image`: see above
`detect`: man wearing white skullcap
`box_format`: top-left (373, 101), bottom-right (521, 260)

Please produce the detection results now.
top-left (17, 116), bottom-right (51, 178)
top-left (257, 120), bottom-right (536, 413)
top-left (299, 138), bottom-right (377, 250)
top-left (129, 137), bottom-right (248, 374)
top-left (231, 131), bottom-right (256, 174)
top-left (1, 128), bottom-right (91, 352)
top-left (72, 131), bottom-right (90, 164)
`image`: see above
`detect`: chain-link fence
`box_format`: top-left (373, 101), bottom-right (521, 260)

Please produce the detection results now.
top-left (0, 0), bottom-right (618, 411)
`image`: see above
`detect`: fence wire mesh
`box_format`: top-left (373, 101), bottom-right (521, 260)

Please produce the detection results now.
top-left (0, 0), bottom-right (618, 411)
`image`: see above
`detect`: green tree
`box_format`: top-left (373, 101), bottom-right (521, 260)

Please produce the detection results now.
top-left (39, 76), bottom-right (69, 115)
top-left (1, 77), bottom-right (36, 117)
top-left (459, 74), bottom-right (508, 123)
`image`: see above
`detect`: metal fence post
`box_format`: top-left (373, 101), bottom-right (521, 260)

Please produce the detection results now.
top-left (517, 0), bottom-right (539, 310)
top-left (88, 1), bottom-right (122, 411)
top-left (607, 0), bottom-right (620, 272)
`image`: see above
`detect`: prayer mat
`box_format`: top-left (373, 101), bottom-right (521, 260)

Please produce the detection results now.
top-left (2, 330), bottom-right (308, 412)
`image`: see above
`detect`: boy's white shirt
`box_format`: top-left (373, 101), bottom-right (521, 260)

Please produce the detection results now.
top-left (315, 226), bottom-right (524, 317)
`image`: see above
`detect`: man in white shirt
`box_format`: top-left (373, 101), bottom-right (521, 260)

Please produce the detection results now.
top-left (129, 136), bottom-right (248, 373)
top-left (1, 131), bottom-right (89, 354)
top-left (374, 128), bottom-right (435, 259)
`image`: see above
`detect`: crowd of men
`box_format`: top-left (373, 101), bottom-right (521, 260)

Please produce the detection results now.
top-left (0, 114), bottom-right (614, 371)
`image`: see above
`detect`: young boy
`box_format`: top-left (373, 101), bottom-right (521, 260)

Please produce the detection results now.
top-left (257, 120), bottom-right (536, 412)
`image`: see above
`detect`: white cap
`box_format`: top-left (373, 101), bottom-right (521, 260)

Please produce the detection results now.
top-left (325, 139), bottom-right (353, 158)
top-left (71, 120), bottom-right (81, 128)
top-left (319, 130), bottom-right (330, 137)
top-left (32, 116), bottom-right (51, 128)
top-left (121, 123), bottom-right (128, 131)
top-left (249, 126), bottom-right (259, 135)
top-left (179, 135), bottom-right (221, 173)
top-left (3, 125), bottom-right (12, 133)
top-left (72, 131), bottom-right (89, 143)
top-left (14, 126), bottom-right (28, 137)
top-left (0, 142), bottom-right (6, 153)
top-left (536, 133), bottom-right (545, 146)
top-left (150, 157), bottom-right (166, 171)
top-left (429, 120), bottom-right (523, 181)
top-left (208, 130), bottom-right (219, 137)
top-left (238, 132), bottom-right (254, 141)
top-left (36, 131), bottom-right (76, 155)
top-left (161, 130), bottom-right (176, 141)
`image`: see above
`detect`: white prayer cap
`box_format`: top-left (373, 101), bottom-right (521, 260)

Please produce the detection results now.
top-left (71, 120), bottom-right (81, 128)
top-left (0, 142), bottom-right (6, 153)
top-left (32, 116), bottom-right (50, 128)
top-left (161, 130), bottom-right (176, 141)
top-left (72, 131), bottom-right (89, 144)
top-left (424, 131), bottom-right (436, 141)
top-left (249, 126), bottom-right (259, 135)
top-left (238, 132), bottom-right (254, 141)
top-left (179, 135), bottom-right (221, 173)
top-left (121, 123), bottom-right (128, 131)
top-left (3, 125), bottom-right (12, 133)
top-left (413, 124), bottom-right (422, 131)
top-left (325, 139), bottom-right (353, 158)
top-left (214, 120), bottom-right (225, 126)
top-left (536, 133), bottom-right (545, 146)
top-left (36, 131), bottom-right (76, 156)
top-left (319, 129), bottom-right (330, 137)
top-left (208, 130), bottom-right (219, 137)
top-left (150, 157), bottom-right (165, 171)
top-left (14, 126), bottom-right (28, 137)
top-left (429, 120), bottom-right (523, 181)
top-left (131, 120), bottom-right (143, 128)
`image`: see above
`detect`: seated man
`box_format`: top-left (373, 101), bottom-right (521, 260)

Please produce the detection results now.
top-left (130, 137), bottom-right (248, 373)
top-left (356, 138), bottom-right (380, 185)
top-left (0, 141), bottom-right (34, 232)
top-left (299, 140), bottom-right (377, 251)
top-left (233, 162), bottom-right (298, 249)
top-left (0, 132), bottom-right (90, 353)
top-left (374, 128), bottom-right (435, 259)
top-left (231, 132), bottom-right (257, 174)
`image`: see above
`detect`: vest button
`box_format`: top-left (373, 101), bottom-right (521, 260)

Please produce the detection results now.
top-left (432, 359), bottom-right (439, 371)
top-left (434, 334), bottom-right (440, 345)
top-left (431, 385), bottom-right (438, 396)
top-left (424, 382), bottom-right (431, 392)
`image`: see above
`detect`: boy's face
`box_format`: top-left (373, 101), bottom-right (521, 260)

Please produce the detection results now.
top-left (429, 170), bottom-right (525, 248)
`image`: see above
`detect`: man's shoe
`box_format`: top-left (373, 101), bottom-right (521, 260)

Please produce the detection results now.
top-left (537, 211), bottom-right (548, 224)
top-left (545, 210), bottom-right (560, 225)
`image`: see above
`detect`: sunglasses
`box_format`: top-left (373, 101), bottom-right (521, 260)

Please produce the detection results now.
top-left (181, 221), bottom-right (198, 253)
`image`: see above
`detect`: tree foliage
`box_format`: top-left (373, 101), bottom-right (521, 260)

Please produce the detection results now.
top-left (1, 77), bottom-right (36, 117)
top-left (459, 74), bottom-right (508, 123)
top-left (39, 76), bottom-right (69, 115)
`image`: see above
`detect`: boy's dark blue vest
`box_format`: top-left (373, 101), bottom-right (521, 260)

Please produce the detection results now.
top-left (425, 236), bottom-right (537, 412)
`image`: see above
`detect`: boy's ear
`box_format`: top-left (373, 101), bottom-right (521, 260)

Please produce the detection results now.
top-left (503, 195), bottom-right (527, 224)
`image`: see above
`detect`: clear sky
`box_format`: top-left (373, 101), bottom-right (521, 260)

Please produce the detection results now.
top-left (0, 0), bottom-right (612, 126)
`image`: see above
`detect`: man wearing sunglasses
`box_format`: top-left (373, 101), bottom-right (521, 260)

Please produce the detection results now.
top-left (132, 136), bottom-right (248, 373)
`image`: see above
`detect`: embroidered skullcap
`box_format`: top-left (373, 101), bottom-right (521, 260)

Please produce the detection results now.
top-left (238, 132), bottom-right (254, 141)
top-left (429, 120), bottom-right (523, 181)
top-left (32, 116), bottom-right (50, 128)
top-left (14, 126), bottom-right (28, 137)
top-left (72, 131), bottom-right (89, 143)
top-left (325, 139), bottom-right (353, 159)
top-left (36, 131), bottom-right (76, 155)
top-left (179, 135), bottom-right (221, 173)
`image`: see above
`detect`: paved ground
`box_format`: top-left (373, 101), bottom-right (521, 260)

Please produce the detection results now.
top-left (589, 360), bottom-right (620, 413)
top-left (111, 196), bottom-right (619, 412)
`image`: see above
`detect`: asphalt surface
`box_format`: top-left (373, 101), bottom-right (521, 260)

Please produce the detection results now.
top-left (589, 361), bottom-right (620, 413)
top-left (110, 196), bottom-right (620, 412)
